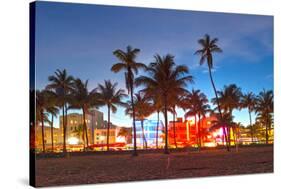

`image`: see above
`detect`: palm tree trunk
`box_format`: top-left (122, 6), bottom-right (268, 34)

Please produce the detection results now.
top-left (130, 82), bottom-right (138, 156)
top-left (173, 109), bottom-right (177, 149)
top-left (248, 109), bottom-right (253, 143)
top-left (41, 110), bottom-right (45, 153)
top-left (156, 111), bottom-right (159, 149)
top-left (164, 95), bottom-right (169, 154)
top-left (82, 108), bottom-right (89, 149)
top-left (141, 119), bottom-right (147, 149)
top-left (265, 113), bottom-right (269, 144)
top-left (65, 104), bottom-right (68, 144)
top-left (91, 113), bottom-right (95, 145)
top-left (107, 105), bottom-right (110, 151)
top-left (207, 65), bottom-right (229, 151)
top-left (62, 105), bottom-right (66, 153)
top-left (51, 114), bottom-right (54, 152)
top-left (198, 113), bottom-right (201, 150)
top-left (195, 115), bottom-right (199, 149)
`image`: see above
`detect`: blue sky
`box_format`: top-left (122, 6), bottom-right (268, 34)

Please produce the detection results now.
top-left (34, 1), bottom-right (273, 128)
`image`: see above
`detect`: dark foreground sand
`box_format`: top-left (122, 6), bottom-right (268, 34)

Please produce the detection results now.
top-left (35, 146), bottom-right (273, 187)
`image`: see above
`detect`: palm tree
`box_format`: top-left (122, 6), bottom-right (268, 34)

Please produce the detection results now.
top-left (168, 94), bottom-right (187, 149)
top-left (111, 46), bottom-right (147, 156)
top-left (210, 112), bottom-right (235, 146)
top-left (194, 34), bottom-right (228, 150)
top-left (196, 93), bottom-right (210, 148)
top-left (70, 78), bottom-right (101, 150)
top-left (117, 127), bottom-right (131, 144)
top-left (214, 84), bottom-right (242, 147)
top-left (47, 69), bottom-right (74, 153)
top-left (255, 89), bottom-right (273, 144)
top-left (125, 92), bottom-right (153, 149)
top-left (97, 80), bottom-right (126, 151)
top-left (46, 105), bottom-right (59, 152)
top-left (183, 89), bottom-right (210, 150)
top-left (73, 124), bottom-right (84, 148)
top-left (151, 94), bottom-right (162, 149)
top-left (36, 90), bottom-right (53, 153)
top-left (135, 54), bottom-right (193, 154)
top-left (240, 92), bottom-right (256, 143)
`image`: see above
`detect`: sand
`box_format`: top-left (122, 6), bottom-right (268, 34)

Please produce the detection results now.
top-left (35, 145), bottom-right (273, 187)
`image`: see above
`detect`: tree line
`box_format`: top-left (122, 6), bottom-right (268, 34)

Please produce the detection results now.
top-left (34, 34), bottom-right (273, 155)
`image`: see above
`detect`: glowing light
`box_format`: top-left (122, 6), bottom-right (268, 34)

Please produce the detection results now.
top-left (219, 128), bottom-right (224, 136)
top-left (204, 142), bottom-right (217, 147)
top-left (68, 137), bottom-right (79, 145)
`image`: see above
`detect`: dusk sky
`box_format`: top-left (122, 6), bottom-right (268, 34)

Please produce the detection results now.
top-left (35, 1), bottom-right (273, 128)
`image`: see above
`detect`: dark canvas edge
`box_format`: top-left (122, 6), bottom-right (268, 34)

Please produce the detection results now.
top-left (29, 1), bottom-right (36, 187)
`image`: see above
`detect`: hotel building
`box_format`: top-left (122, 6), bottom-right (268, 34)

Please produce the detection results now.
top-left (134, 119), bottom-right (165, 148)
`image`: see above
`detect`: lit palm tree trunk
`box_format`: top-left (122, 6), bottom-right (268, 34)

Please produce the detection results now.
top-left (194, 114), bottom-right (199, 149)
top-left (41, 110), bottom-right (45, 153)
top-left (207, 65), bottom-right (229, 151)
top-left (82, 107), bottom-right (89, 149)
top-left (130, 78), bottom-right (138, 156)
top-left (156, 111), bottom-right (159, 149)
top-left (164, 95), bottom-right (169, 154)
top-left (141, 120), bottom-right (148, 149)
top-left (51, 114), bottom-right (54, 152)
top-left (65, 104), bottom-right (68, 146)
top-left (198, 113), bottom-right (201, 150)
top-left (62, 105), bottom-right (66, 153)
top-left (248, 109), bottom-right (253, 143)
top-left (265, 111), bottom-right (269, 144)
top-left (107, 104), bottom-right (110, 151)
top-left (173, 108), bottom-right (177, 149)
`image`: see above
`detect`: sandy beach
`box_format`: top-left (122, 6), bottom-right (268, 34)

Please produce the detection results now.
top-left (35, 145), bottom-right (273, 187)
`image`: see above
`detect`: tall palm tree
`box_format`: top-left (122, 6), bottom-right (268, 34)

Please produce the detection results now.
top-left (214, 84), bottom-right (242, 147)
top-left (196, 93), bottom-right (210, 148)
top-left (73, 124), bottom-right (84, 148)
top-left (151, 94), bottom-right (162, 149)
top-left (36, 90), bottom-right (53, 153)
top-left (183, 89), bottom-right (209, 150)
top-left (240, 92), bottom-right (256, 143)
top-left (210, 111), bottom-right (235, 146)
top-left (255, 89), bottom-right (273, 144)
top-left (47, 69), bottom-right (74, 153)
top-left (97, 80), bottom-right (126, 151)
top-left (168, 94), bottom-right (187, 149)
top-left (194, 34), bottom-right (228, 150)
top-left (70, 78), bottom-right (100, 150)
top-left (111, 45), bottom-right (147, 156)
top-left (135, 54), bottom-right (193, 154)
top-left (125, 92), bottom-right (153, 149)
top-left (46, 106), bottom-right (59, 152)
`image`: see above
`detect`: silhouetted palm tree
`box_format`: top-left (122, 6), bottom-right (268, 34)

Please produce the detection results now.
top-left (97, 80), bottom-right (126, 151)
top-left (135, 54), bottom-right (193, 154)
top-left (111, 46), bottom-right (146, 156)
top-left (255, 89), bottom-right (273, 144)
top-left (36, 90), bottom-right (53, 153)
top-left (183, 89), bottom-right (209, 150)
top-left (47, 69), bottom-right (74, 153)
top-left (240, 92), bottom-right (256, 142)
top-left (125, 92), bottom-right (153, 149)
top-left (151, 94), bottom-right (162, 149)
top-left (70, 78), bottom-right (100, 150)
top-left (73, 124), bottom-right (84, 148)
top-left (45, 98), bottom-right (59, 152)
top-left (210, 112), bottom-right (235, 146)
top-left (214, 84), bottom-right (242, 147)
top-left (194, 34), bottom-right (228, 150)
